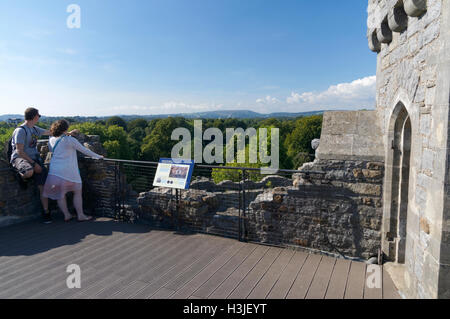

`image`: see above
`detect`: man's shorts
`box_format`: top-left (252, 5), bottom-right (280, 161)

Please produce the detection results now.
top-left (11, 157), bottom-right (48, 186)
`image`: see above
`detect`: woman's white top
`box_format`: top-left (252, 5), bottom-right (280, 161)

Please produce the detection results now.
top-left (48, 135), bottom-right (102, 183)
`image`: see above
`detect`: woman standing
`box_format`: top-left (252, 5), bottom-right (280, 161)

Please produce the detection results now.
top-left (43, 120), bottom-right (104, 222)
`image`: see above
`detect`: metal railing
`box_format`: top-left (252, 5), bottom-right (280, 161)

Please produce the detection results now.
top-left (81, 156), bottom-right (317, 243)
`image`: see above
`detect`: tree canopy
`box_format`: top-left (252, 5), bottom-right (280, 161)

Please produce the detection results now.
top-left (0, 115), bottom-right (323, 172)
top-left (106, 116), bottom-right (127, 130)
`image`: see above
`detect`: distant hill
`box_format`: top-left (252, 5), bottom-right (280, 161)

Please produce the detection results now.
top-left (117, 110), bottom-right (325, 120)
top-left (0, 114), bottom-right (23, 121)
top-left (1, 110), bottom-right (325, 122)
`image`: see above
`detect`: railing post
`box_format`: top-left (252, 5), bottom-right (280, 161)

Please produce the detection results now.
top-left (118, 161), bottom-right (123, 221)
top-left (238, 169), bottom-right (242, 242)
top-left (241, 169), bottom-right (247, 242)
top-left (176, 188), bottom-right (180, 231)
top-left (114, 161), bottom-right (119, 220)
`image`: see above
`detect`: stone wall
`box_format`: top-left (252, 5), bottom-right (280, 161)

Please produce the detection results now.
top-left (135, 162), bottom-right (384, 260)
top-left (136, 175), bottom-right (291, 239)
top-left (0, 162), bottom-right (40, 227)
top-left (367, 0), bottom-right (450, 299)
top-left (297, 110), bottom-right (386, 259)
top-left (316, 111), bottom-right (384, 162)
top-left (246, 159), bottom-right (384, 259)
top-left (79, 158), bottom-right (120, 218)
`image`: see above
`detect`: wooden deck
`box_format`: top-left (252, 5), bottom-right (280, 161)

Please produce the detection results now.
top-left (0, 217), bottom-right (400, 299)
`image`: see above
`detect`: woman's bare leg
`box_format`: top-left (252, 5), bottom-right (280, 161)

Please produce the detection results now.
top-left (57, 196), bottom-right (72, 220)
top-left (73, 188), bottom-right (91, 220)
top-left (38, 185), bottom-right (49, 211)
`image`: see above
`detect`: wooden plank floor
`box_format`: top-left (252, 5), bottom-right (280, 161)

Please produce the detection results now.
top-left (0, 218), bottom-right (401, 299)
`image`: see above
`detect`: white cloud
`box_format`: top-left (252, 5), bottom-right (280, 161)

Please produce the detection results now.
top-left (0, 75), bottom-right (377, 117)
top-left (286, 75), bottom-right (376, 109)
top-left (256, 95), bottom-right (280, 105)
top-left (254, 76), bottom-right (376, 112)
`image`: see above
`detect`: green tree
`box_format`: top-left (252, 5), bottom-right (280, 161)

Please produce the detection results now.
top-left (212, 144), bottom-right (264, 183)
top-left (104, 125), bottom-right (130, 159)
top-left (141, 118), bottom-right (191, 162)
top-left (69, 122), bottom-right (108, 142)
top-left (106, 125), bottom-right (127, 143)
top-left (145, 119), bottom-right (159, 136)
top-left (0, 126), bottom-right (15, 161)
top-left (258, 118), bottom-right (281, 128)
top-left (106, 116), bottom-right (127, 130)
top-left (127, 137), bottom-right (142, 160)
top-left (284, 115), bottom-right (322, 169)
top-left (127, 118), bottom-right (148, 132)
top-left (129, 127), bottom-right (146, 142)
top-left (211, 125), bottom-right (280, 184)
top-left (103, 140), bottom-right (121, 159)
top-left (22, 115), bottom-right (323, 167)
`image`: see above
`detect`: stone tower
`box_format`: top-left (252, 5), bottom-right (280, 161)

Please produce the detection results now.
top-left (367, 0), bottom-right (449, 298)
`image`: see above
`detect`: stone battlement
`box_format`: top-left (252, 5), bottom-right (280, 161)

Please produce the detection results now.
top-left (367, 0), bottom-right (437, 53)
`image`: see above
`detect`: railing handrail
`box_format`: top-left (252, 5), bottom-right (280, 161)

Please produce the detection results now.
top-left (2, 156), bottom-right (322, 174)
top-left (102, 158), bottom-right (159, 165)
top-left (34, 139), bottom-right (318, 173)
top-left (100, 157), bottom-right (322, 174)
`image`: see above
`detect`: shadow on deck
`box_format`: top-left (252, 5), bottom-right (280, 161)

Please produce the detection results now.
top-left (0, 217), bottom-right (401, 299)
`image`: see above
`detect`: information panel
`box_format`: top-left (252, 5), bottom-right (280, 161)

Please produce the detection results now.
top-left (153, 158), bottom-right (195, 190)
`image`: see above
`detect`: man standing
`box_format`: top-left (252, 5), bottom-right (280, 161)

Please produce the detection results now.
top-left (10, 108), bottom-right (79, 224)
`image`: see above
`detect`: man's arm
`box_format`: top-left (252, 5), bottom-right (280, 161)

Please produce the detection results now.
top-left (16, 143), bottom-right (37, 164)
top-left (16, 143), bottom-right (43, 173)
top-left (35, 126), bottom-right (50, 136)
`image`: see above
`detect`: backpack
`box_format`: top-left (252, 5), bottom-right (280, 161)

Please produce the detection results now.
top-left (3, 126), bottom-right (27, 165)
top-left (45, 135), bottom-right (65, 165)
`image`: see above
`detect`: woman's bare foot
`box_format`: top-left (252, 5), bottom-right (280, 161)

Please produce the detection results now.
top-left (64, 213), bottom-right (74, 222)
top-left (77, 215), bottom-right (93, 222)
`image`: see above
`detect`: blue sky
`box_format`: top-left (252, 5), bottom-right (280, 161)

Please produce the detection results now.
top-left (0, 0), bottom-right (376, 116)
